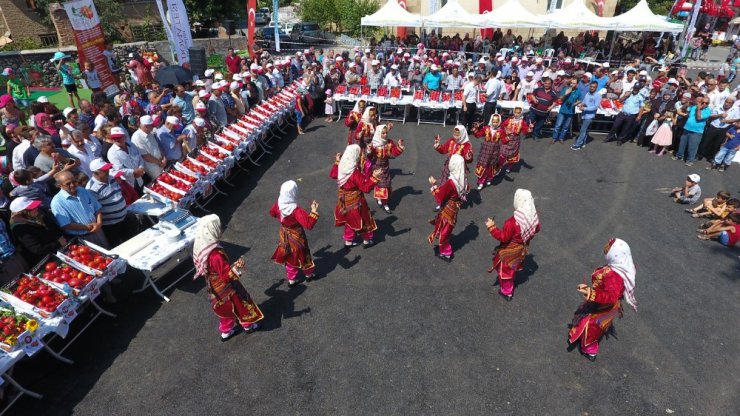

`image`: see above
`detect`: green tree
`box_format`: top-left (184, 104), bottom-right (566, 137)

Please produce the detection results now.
top-left (184, 0), bottom-right (244, 25)
top-left (299, 0), bottom-right (340, 30)
top-left (338, 0), bottom-right (379, 36)
top-left (618, 0), bottom-right (676, 15)
top-left (300, 0), bottom-right (378, 34)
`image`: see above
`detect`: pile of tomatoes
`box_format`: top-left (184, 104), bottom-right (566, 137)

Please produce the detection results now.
top-left (215, 141), bottom-right (235, 152)
top-left (63, 244), bottom-right (113, 271)
top-left (195, 154), bottom-right (218, 168)
top-left (156, 173), bottom-right (192, 192)
top-left (167, 169), bottom-right (197, 183)
top-left (149, 183), bottom-right (183, 202)
top-left (12, 276), bottom-right (66, 312)
top-left (182, 159), bottom-right (210, 175)
top-left (200, 146), bottom-right (227, 160)
top-left (41, 261), bottom-right (94, 289)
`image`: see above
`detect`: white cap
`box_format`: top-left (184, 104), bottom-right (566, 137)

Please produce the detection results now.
top-left (583, 72), bottom-right (592, 78)
top-left (335, 56), bottom-right (343, 61)
top-left (688, 174), bottom-right (700, 183)
top-left (478, 58), bottom-right (486, 64)
top-left (62, 107), bottom-right (77, 118)
top-left (193, 117), bottom-right (206, 127)
top-left (194, 80), bottom-right (206, 86)
top-left (198, 90), bottom-right (211, 98)
top-left (526, 71), bottom-right (534, 77)
top-left (204, 69), bottom-right (214, 77)
top-left (139, 115), bottom-right (154, 126)
top-left (404, 52), bottom-right (410, 57)
top-left (511, 57), bottom-right (519, 63)
top-left (214, 73), bottom-right (224, 80)
top-left (365, 48), bottom-right (371, 53)
top-left (37, 96), bottom-right (49, 103)
top-left (497, 56), bottom-right (504, 62)
top-left (535, 57), bottom-right (543, 63)
top-left (397, 48), bottom-right (403, 54)
top-left (556, 70), bottom-right (566, 76)
top-left (611, 70), bottom-right (618, 75)
top-left (564, 58), bottom-right (572, 63)
top-left (467, 72), bottom-right (475, 78)
top-left (250, 63), bottom-right (259, 70)
top-left (165, 116), bottom-right (180, 126)
top-left (371, 59), bottom-right (379, 66)
top-left (230, 81), bottom-right (240, 90)
top-left (110, 126), bottom-right (127, 138)
top-left (667, 78), bottom-right (679, 85)
top-left (430, 64), bottom-right (438, 71)
top-left (639, 70), bottom-right (648, 75)
top-left (602, 62), bottom-right (610, 68)
top-left (10, 196), bottom-right (42, 213)
top-left (89, 158), bottom-right (113, 172)
top-left (598, 88), bottom-right (608, 95)
top-left (349, 62), bottom-right (356, 68)
top-left (232, 74), bottom-right (242, 81)
top-left (390, 64), bottom-right (398, 70)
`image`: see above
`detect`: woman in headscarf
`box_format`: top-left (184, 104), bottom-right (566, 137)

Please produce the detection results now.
top-left (9, 197), bottom-right (65, 266)
top-left (354, 106), bottom-right (380, 149)
top-left (432, 125), bottom-right (473, 210)
top-left (344, 99), bottom-right (366, 145)
top-left (485, 189), bottom-right (541, 301)
top-left (473, 114), bottom-right (505, 191)
top-left (428, 154), bottom-right (468, 262)
top-left (330, 144), bottom-right (382, 248)
top-left (568, 238), bottom-right (636, 361)
top-left (269, 180), bottom-right (319, 288)
top-left (193, 214), bottom-right (263, 341)
top-left (500, 106), bottom-right (530, 174)
top-left (367, 125), bottom-right (405, 213)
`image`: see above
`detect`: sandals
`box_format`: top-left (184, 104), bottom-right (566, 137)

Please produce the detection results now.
top-left (697, 234), bottom-right (710, 241)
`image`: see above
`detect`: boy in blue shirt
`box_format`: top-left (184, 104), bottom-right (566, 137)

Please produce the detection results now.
top-left (54, 52), bottom-right (81, 108)
top-left (708, 120), bottom-right (740, 172)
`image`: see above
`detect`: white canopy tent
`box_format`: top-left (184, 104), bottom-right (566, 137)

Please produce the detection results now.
top-left (602, 0), bottom-right (683, 32)
top-left (360, 0), bottom-right (423, 27)
top-left (476, 0), bottom-right (544, 29)
top-left (539, 0), bottom-right (608, 31)
top-left (422, 0), bottom-right (482, 28)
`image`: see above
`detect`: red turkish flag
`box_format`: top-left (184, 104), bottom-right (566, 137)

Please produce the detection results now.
top-left (480, 0), bottom-right (493, 39)
top-left (248, 0), bottom-right (256, 58)
top-left (397, 0), bottom-right (407, 40)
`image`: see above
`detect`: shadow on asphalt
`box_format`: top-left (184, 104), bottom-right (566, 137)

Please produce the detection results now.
top-left (374, 215), bottom-right (411, 244)
top-left (311, 244), bottom-right (361, 278)
top-left (389, 185), bottom-right (423, 209)
top-left (514, 254), bottom-right (540, 288)
top-left (451, 221), bottom-right (480, 253)
top-left (260, 280), bottom-right (310, 332)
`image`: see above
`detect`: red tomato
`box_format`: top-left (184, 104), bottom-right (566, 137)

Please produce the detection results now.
top-left (45, 263), bottom-right (57, 272)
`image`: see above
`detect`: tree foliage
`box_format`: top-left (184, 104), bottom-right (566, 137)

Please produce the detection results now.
top-left (619, 0), bottom-right (676, 15)
top-left (300, 0), bottom-right (379, 35)
top-left (184, 0), bottom-right (244, 25)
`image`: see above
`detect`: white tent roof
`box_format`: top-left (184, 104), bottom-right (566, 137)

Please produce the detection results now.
top-left (422, 0), bottom-right (481, 28)
top-left (540, 0), bottom-right (607, 30)
top-left (476, 0), bottom-right (544, 29)
top-left (360, 0), bottom-right (423, 27)
top-left (603, 0), bottom-right (684, 33)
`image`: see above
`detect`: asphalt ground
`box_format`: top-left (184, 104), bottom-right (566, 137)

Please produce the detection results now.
top-left (9, 109), bottom-right (740, 415)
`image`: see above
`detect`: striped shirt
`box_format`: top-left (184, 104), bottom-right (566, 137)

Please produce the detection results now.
top-left (51, 187), bottom-right (102, 235)
top-left (86, 178), bottom-right (127, 225)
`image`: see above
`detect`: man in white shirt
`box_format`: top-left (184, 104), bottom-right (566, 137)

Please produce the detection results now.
top-left (131, 115), bottom-right (165, 179)
top-left (182, 117), bottom-right (205, 154)
top-left (67, 129), bottom-right (95, 176)
top-left (707, 78), bottom-right (731, 111)
top-left (483, 69), bottom-right (503, 125)
top-left (107, 127), bottom-right (146, 190)
top-left (516, 71), bottom-right (537, 101)
top-left (11, 126), bottom-right (35, 170)
top-left (462, 74), bottom-right (480, 131)
top-left (383, 65), bottom-right (402, 88)
top-left (93, 102), bottom-right (110, 137)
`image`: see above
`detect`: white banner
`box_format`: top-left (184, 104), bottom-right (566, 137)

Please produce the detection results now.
top-left (63, 0), bottom-right (100, 29)
top-left (273, 0), bottom-right (280, 52)
top-left (166, 0), bottom-right (193, 64)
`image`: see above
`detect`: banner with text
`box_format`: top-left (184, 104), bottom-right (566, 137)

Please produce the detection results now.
top-left (166, 0), bottom-right (193, 64)
top-left (273, 0), bottom-right (280, 51)
top-left (63, 0), bottom-right (118, 96)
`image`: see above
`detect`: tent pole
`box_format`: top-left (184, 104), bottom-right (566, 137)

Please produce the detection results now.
top-left (607, 31), bottom-right (617, 64)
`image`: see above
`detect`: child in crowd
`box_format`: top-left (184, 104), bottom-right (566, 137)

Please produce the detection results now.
top-left (81, 61), bottom-right (102, 94)
top-left (671, 174), bottom-right (701, 204)
top-left (648, 109), bottom-right (675, 156)
top-left (707, 120), bottom-right (740, 172)
top-left (697, 198), bottom-right (740, 231)
top-left (697, 212), bottom-right (740, 247)
top-left (501, 76), bottom-right (515, 100)
top-left (75, 172), bottom-right (89, 188)
top-left (324, 89), bottom-right (334, 123)
top-left (8, 168), bottom-right (53, 208)
top-left (686, 191), bottom-right (731, 218)
top-left (54, 52), bottom-right (81, 108)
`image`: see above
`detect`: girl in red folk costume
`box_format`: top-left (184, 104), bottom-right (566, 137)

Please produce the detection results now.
top-left (485, 189), bottom-right (541, 301)
top-left (344, 99), bottom-right (366, 145)
top-left (368, 124), bottom-right (405, 214)
top-left (428, 154), bottom-right (469, 263)
top-left (269, 180), bottom-right (319, 288)
top-left (433, 125), bottom-right (473, 210)
top-left (354, 106), bottom-right (380, 149)
top-left (473, 114), bottom-right (505, 191)
top-left (193, 214), bottom-right (264, 342)
top-left (500, 106), bottom-right (530, 174)
top-left (330, 144), bottom-right (382, 249)
top-left (568, 238), bottom-right (636, 361)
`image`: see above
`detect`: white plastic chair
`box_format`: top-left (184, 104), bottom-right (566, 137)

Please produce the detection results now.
top-left (543, 48), bottom-right (555, 58)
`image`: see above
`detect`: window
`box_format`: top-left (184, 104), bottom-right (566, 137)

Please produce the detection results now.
top-left (39, 34), bottom-right (59, 47)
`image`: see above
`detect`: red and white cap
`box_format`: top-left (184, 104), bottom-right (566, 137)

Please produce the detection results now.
top-left (89, 158), bottom-right (113, 172)
top-left (198, 90), bottom-right (211, 98)
top-left (111, 126), bottom-right (127, 138)
top-left (166, 116), bottom-right (180, 126)
top-left (194, 117), bottom-right (206, 127)
top-left (10, 197), bottom-right (41, 213)
top-left (196, 102), bottom-right (207, 112)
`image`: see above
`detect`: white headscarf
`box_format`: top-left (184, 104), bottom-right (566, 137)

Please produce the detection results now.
top-left (489, 113), bottom-right (502, 127)
top-left (337, 144), bottom-right (361, 187)
top-left (448, 154), bottom-right (467, 196)
top-left (454, 125), bottom-right (469, 144)
top-left (605, 238), bottom-right (637, 312)
top-left (351, 99), bottom-right (366, 113)
top-left (193, 214), bottom-right (222, 278)
top-left (371, 124), bottom-right (388, 147)
top-left (361, 106), bottom-right (375, 124)
top-left (278, 180), bottom-right (298, 218)
top-left (513, 189), bottom-right (540, 242)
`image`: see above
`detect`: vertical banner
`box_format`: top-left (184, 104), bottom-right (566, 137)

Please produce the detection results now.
top-left (248, 0), bottom-right (257, 58)
top-left (479, 0), bottom-right (493, 39)
top-left (273, 0), bottom-right (280, 52)
top-left (397, 0), bottom-right (407, 41)
top-left (166, 0), bottom-right (193, 64)
top-left (155, 0), bottom-right (176, 63)
top-left (63, 0), bottom-right (118, 96)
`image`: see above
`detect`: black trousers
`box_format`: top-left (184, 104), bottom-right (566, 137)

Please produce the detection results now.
top-left (607, 113), bottom-right (637, 142)
top-left (463, 103), bottom-right (477, 131)
top-left (698, 125), bottom-right (728, 161)
top-left (482, 101), bottom-right (497, 125)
